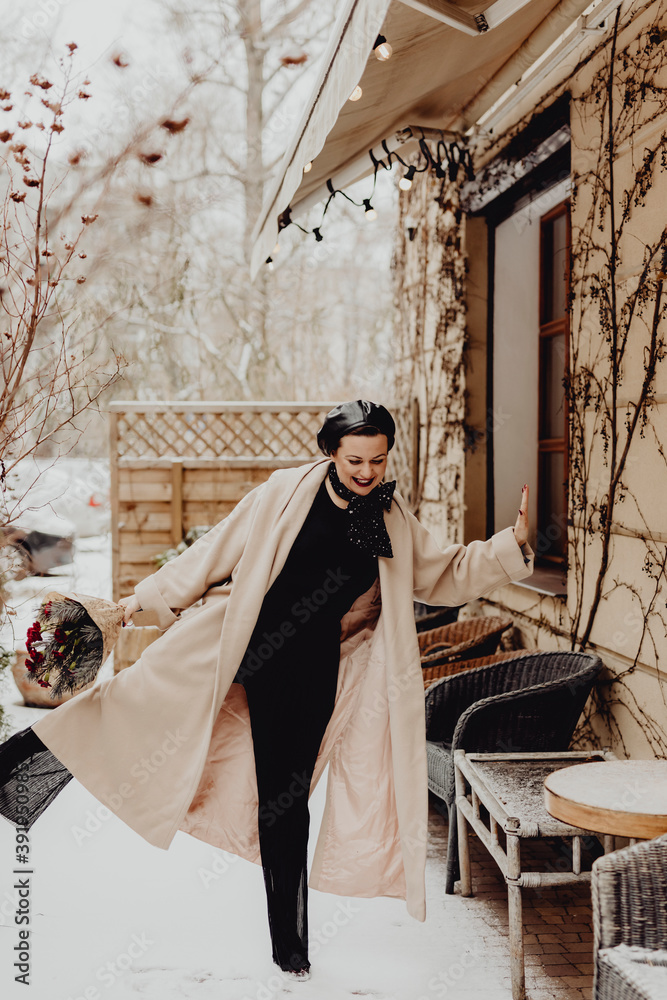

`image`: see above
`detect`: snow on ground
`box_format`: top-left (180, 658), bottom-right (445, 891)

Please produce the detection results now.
top-left (0, 465), bottom-right (512, 1000)
top-left (4, 456), bottom-right (110, 540)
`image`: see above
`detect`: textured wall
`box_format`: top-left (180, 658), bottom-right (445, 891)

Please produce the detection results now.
top-left (393, 157), bottom-right (467, 548)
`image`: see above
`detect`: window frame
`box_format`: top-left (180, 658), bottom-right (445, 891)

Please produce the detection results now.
top-left (537, 199), bottom-right (571, 567)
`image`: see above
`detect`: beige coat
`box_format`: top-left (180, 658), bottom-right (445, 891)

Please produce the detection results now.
top-left (33, 458), bottom-right (533, 921)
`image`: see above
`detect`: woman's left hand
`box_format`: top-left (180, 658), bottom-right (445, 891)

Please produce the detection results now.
top-left (118, 594), bottom-right (141, 626)
top-left (513, 484), bottom-right (529, 547)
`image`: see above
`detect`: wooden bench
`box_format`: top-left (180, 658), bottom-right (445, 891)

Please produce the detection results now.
top-left (454, 749), bottom-right (618, 1000)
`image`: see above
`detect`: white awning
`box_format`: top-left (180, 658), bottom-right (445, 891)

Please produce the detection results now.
top-left (250, 0), bottom-right (600, 277)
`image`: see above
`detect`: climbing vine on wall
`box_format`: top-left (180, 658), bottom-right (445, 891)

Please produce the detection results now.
top-left (492, 4), bottom-right (667, 754)
top-left (565, 6), bottom-right (667, 754)
top-left (395, 1), bottom-right (667, 754)
top-left (393, 152), bottom-right (467, 543)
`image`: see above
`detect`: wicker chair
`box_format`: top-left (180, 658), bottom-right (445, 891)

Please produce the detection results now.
top-left (419, 615), bottom-right (513, 666)
top-left (592, 835), bottom-right (667, 1000)
top-left (422, 649), bottom-right (538, 690)
top-left (414, 603), bottom-right (460, 633)
top-left (424, 650), bottom-right (602, 893)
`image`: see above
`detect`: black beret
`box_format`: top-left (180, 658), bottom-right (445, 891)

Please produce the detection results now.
top-left (317, 400), bottom-right (396, 455)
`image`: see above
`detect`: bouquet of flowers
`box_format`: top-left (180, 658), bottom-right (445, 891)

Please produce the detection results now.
top-left (24, 591), bottom-right (125, 699)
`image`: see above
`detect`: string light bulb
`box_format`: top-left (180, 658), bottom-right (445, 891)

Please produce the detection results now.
top-left (399, 165), bottom-right (416, 191)
top-left (269, 133), bottom-right (470, 250)
top-left (363, 198), bottom-right (377, 220)
top-left (349, 85), bottom-right (363, 102)
top-left (266, 256), bottom-right (274, 270)
top-left (373, 35), bottom-right (393, 61)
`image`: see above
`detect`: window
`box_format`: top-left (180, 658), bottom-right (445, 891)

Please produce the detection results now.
top-left (538, 201), bottom-right (570, 565)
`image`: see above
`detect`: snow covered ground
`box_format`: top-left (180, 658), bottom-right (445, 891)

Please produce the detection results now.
top-left (0, 474), bottom-right (514, 1000)
top-left (3, 457), bottom-right (110, 541)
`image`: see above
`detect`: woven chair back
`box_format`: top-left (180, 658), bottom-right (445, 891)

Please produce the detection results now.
top-left (422, 649), bottom-right (536, 690)
top-left (419, 615), bottom-right (513, 666)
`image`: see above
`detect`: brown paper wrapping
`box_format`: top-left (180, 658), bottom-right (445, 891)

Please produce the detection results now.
top-left (43, 591), bottom-right (125, 663)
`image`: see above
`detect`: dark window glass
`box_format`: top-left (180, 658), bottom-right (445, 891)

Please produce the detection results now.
top-left (538, 201), bottom-right (570, 568)
top-left (540, 333), bottom-right (566, 439)
top-left (538, 451), bottom-right (567, 560)
top-left (541, 212), bottom-right (568, 323)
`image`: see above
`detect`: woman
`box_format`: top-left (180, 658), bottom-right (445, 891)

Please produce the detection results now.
top-left (0, 400), bottom-right (533, 981)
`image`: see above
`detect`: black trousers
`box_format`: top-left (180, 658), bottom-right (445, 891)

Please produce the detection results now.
top-left (241, 633), bottom-right (340, 973)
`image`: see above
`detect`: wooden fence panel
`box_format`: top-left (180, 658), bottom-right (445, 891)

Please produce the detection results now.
top-left (109, 401), bottom-right (418, 671)
top-left (113, 460), bottom-right (280, 598)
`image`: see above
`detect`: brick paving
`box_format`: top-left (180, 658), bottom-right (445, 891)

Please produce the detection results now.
top-left (427, 797), bottom-right (595, 1000)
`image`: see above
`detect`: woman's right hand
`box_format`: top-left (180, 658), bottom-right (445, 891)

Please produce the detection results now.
top-left (118, 594), bottom-right (141, 626)
top-left (513, 484), bottom-right (529, 547)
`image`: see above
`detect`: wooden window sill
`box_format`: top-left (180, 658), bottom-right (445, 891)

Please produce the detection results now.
top-left (512, 564), bottom-right (567, 597)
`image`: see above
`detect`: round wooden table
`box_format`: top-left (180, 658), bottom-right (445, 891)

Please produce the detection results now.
top-left (544, 759), bottom-right (667, 839)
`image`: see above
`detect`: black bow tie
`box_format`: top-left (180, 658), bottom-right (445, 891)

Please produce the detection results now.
top-left (328, 463), bottom-right (395, 558)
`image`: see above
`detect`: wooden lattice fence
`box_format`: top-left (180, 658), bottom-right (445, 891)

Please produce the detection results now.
top-left (110, 400), bottom-right (418, 670)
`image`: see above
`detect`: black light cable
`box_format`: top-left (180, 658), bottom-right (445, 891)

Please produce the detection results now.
top-left (265, 129), bottom-right (471, 264)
